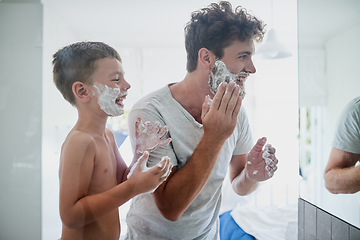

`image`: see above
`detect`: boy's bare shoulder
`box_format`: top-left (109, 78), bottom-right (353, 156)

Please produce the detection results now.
top-left (59, 130), bottom-right (97, 171)
top-left (105, 127), bottom-right (115, 139)
top-left (62, 129), bottom-right (96, 150)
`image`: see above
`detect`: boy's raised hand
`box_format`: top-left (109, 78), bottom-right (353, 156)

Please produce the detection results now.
top-left (127, 151), bottom-right (173, 194)
top-left (135, 117), bottom-right (172, 154)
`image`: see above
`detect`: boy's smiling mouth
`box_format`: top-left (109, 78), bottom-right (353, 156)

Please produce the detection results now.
top-left (115, 92), bottom-right (127, 107)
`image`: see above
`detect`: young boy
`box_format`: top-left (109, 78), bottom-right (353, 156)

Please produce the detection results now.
top-left (52, 41), bottom-right (172, 240)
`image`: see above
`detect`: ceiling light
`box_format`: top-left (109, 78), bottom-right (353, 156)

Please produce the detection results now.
top-left (256, 29), bottom-right (292, 59)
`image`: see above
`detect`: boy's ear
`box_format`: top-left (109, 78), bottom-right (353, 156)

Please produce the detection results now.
top-left (198, 48), bottom-right (215, 73)
top-left (72, 81), bottom-right (91, 103)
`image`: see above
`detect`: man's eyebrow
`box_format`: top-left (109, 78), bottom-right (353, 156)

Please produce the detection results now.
top-left (238, 51), bottom-right (252, 56)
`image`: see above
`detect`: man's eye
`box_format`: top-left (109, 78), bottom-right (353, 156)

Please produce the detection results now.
top-left (112, 78), bottom-right (120, 82)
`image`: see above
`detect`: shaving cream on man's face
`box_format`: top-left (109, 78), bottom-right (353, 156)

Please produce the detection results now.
top-left (208, 59), bottom-right (247, 98)
top-left (92, 82), bottom-right (127, 117)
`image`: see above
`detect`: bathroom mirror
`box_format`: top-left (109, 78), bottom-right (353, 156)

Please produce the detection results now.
top-left (298, 0), bottom-right (360, 228)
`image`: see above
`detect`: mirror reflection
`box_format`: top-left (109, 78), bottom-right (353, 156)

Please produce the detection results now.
top-left (298, 0), bottom-right (360, 228)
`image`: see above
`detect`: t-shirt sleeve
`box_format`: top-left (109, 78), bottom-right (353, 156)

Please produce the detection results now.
top-left (332, 98), bottom-right (360, 154)
top-left (233, 107), bottom-right (253, 155)
top-left (128, 104), bottom-right (178, 168)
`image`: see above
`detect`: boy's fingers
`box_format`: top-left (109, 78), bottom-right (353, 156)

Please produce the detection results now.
top-left (158, 125), bottom-right (169, 139)
top-left (159, 138), bottom-right (172, 148)
top-left (158, 158), bottom-right (172, 177)
top-left (148, 157), bottom-right (167, 173)
top-left (135, 117), bottom-right (142, 137)
top-left (136, 151), bottom-right (149, 170)
top-left (161, 163), bottom-right (173, 179)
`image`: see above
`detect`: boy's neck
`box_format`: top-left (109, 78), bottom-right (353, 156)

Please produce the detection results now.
top-left (75, 110), bottom-right (108, 135)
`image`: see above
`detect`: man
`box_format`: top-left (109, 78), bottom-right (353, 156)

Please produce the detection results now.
top-left (324, 96), bottom-right (360, 194)
top-left (125, 2), bottom-right (278, 239)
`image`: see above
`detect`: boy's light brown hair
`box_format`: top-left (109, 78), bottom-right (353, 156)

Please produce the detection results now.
top-left (52, 41), bottom-right (121, 106)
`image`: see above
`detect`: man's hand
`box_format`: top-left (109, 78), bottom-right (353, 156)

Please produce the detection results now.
top-left (135, 117), bottom-right (172, 154)
top-left (246, 137), bottom-right (278, 181)
top-left (201, 82), bottom-right (242, 142)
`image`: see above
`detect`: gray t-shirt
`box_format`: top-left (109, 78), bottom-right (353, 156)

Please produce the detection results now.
top-left (124, 85), bottom-right (253, 240)
top-left (333, 96), bottom-right (360, 154)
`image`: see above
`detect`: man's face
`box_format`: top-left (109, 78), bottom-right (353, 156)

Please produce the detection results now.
top-left (208, 39), bottom-right (256, 98)
top-left (91, 57), bottom-right (131, 117)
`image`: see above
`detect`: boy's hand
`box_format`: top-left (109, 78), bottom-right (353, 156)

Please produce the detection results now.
top-left (127, 151), bottom-right (173, 194)
top-left (245, 137), bottom-right (278, 181)
top-left (135, 117), bottom-right (172, 154)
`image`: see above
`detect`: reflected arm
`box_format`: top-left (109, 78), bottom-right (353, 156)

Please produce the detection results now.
top-left (324, 147), bottom-right (360, 194)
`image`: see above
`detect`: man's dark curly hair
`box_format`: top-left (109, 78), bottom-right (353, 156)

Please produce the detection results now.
top-left (184, 1), bottom-right (265, 72)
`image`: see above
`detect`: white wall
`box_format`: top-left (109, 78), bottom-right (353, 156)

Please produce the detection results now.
top-left (0, 2), bottom-right (42, 239)
top-left (42, 3), bottom-right (78, 239)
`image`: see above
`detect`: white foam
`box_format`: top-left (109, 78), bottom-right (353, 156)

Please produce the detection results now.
top-left (92, 82), bottom-right (126, 116)
top-left (127, 155), bottom-right (172, 193)
top-left (208, 59), bottom-right (246, 98)
top-left (262, 143), bottom-right (274, 177)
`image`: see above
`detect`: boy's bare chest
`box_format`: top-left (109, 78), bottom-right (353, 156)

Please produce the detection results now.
top-left (89, 140), bottom-right (118, 192)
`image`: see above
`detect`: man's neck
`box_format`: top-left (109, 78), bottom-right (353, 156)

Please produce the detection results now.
top-left (169, 73), bottom-right (211, 123)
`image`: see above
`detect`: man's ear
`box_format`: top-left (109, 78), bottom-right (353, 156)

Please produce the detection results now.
top-left (198, 48), bottom-right (215, 73)
top-left (72, 81), bottom-right (91, 103)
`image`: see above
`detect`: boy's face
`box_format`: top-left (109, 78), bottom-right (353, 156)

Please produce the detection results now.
top-left (208, 39), bottom-right (256, 99)
top-left (91, 57), bottom-right (131, 116)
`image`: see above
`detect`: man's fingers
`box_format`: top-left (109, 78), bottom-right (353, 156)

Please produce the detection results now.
top-left (201, 95), bottom-right (211, 120)
top-left (218, 82), bottom-right (236, 113)
top-left (225, 84), bottom-right (241, 116)
top-left (253, 137), bottom-right (267, 152)
top-left (211, 82), bottom-right (227, 110)
top-left (268, 145), bottom-right (276, 154)
top-left (232, 95), bottom-right (242, 118)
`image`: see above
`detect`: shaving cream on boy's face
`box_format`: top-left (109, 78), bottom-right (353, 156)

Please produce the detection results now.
top-left (92, 82), bottom-right (127, 117)
top-left (208, 59), bottom-right (248, 98)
